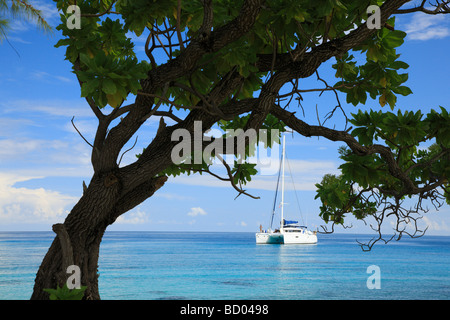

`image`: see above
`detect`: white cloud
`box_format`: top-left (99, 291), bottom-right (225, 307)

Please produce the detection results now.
top-left (404, 13), bottom-right (450, 40)
top-left (154, 193), bottom-right (194, 201)
top-left (116, 209), bottom-right (148, 224)
top-left (422, 215), bottom-right (450, 233)
top-left (31, 0), bottom-right (60, 25)
top-left (5, 35), bottom-right (32, 44)
top-left (0, 173), bottom-right (77, 224)
top-left (47, 142), bottom-right (91, 167)
top-left (29, 70), bottom-right (72, 83)
top-left (0, 137), bottom-right (91, 169)
top-left (0, 99), bottom-right (95, 118)
top-left (0, 117), bottom-right (36, 137)
top-left (63, 118), bottom-right (98, 139)
top-left (187, 207), bottom-right (208, 217)
top-left (0, 139), bottom-right (43, 159)
top-left (409, 27), bottom-right (450, 40)
top-left (11, 166), bottom-right (93, 180)
top-left (6, 19), bottom-right (30, 33)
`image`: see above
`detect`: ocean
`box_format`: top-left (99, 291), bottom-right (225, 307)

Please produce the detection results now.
top-left (0, 231), bottom-right (449, 300)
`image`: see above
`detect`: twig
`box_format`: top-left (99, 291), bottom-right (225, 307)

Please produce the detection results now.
top-left (176, 0), bottom-right (185, 51)
top-left (395, 0), bottom-right (450, 14)
top-left (118, 135), bottom-right (138, 166)
top-left (0, 27), bottom-right (21, 57)
top-left (216, 154), bottom-right (260, 200)
top-left (71, 116), bottom-right (94, 148)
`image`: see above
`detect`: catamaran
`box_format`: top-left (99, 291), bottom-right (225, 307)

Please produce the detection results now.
top-left (256, 135), bottom-right (318, 244)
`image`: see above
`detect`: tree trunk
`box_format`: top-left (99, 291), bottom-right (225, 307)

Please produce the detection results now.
top-left (31, 171), bottom-right (167, 300)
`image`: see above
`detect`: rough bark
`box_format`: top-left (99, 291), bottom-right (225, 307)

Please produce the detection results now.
top-left (31, 174), bottom-right (167, 300)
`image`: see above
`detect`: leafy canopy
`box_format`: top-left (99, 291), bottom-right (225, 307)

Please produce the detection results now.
top-left (53, 0), bottom-right (449, 245)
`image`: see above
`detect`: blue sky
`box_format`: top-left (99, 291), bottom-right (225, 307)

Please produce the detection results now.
top-left (0, 1), bottom-right (449, 236)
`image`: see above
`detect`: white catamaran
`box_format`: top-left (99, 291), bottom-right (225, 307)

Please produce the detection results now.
top-left (256, 135), bottom-right (318, 244)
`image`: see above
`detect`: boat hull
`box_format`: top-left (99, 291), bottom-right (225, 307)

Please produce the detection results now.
top-left (255, 231), bottom-right (317, 244)
top-left (255, 232), bottom-right (283, 244)
top-left (282, 231), bottom-right (317, 244)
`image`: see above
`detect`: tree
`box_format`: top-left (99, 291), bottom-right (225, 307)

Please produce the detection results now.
top-left (0, 0), bottom-right (51, 41)
top-left (31, 0), bottom-right (449, 299)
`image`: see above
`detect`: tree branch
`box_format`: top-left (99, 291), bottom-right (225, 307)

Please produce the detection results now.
top-left (270, 104), bottom-right (447, 198)
top-left (98, 0), bottom-right (263, 173)
top-left (216, 154), bottom-right (260, 199)
top-left (52, 223), bottom-right (74, 271)
top-left (395, 0), bottom-right (450, 14)
top-left (108, 176), bottom-right (168, 224)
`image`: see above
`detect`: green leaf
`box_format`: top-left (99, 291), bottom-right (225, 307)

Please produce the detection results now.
top-left (79, 53), bottom-right (93, 67)
top-left (102, 78), bottom-right (117, 95)
top-left (43, 284), bottom-right (87, 300)
top-left (383, 30), bottom-right (406, 48)
top-left (390, 61), bottom-right (409, 70)
top-left (80, 79), bottom-right (100, 97)
top-left (392, 85), bottom-right (412, 96)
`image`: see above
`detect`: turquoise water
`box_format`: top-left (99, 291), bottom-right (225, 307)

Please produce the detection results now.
top-left (0, 232), bottom-right (449, 300)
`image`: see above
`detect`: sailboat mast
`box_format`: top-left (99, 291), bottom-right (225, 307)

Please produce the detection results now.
top-left (280, 135), bottom-right (286, 230)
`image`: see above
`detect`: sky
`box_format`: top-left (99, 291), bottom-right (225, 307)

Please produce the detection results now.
top-left (0, 1), bottom-right (449, 236)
